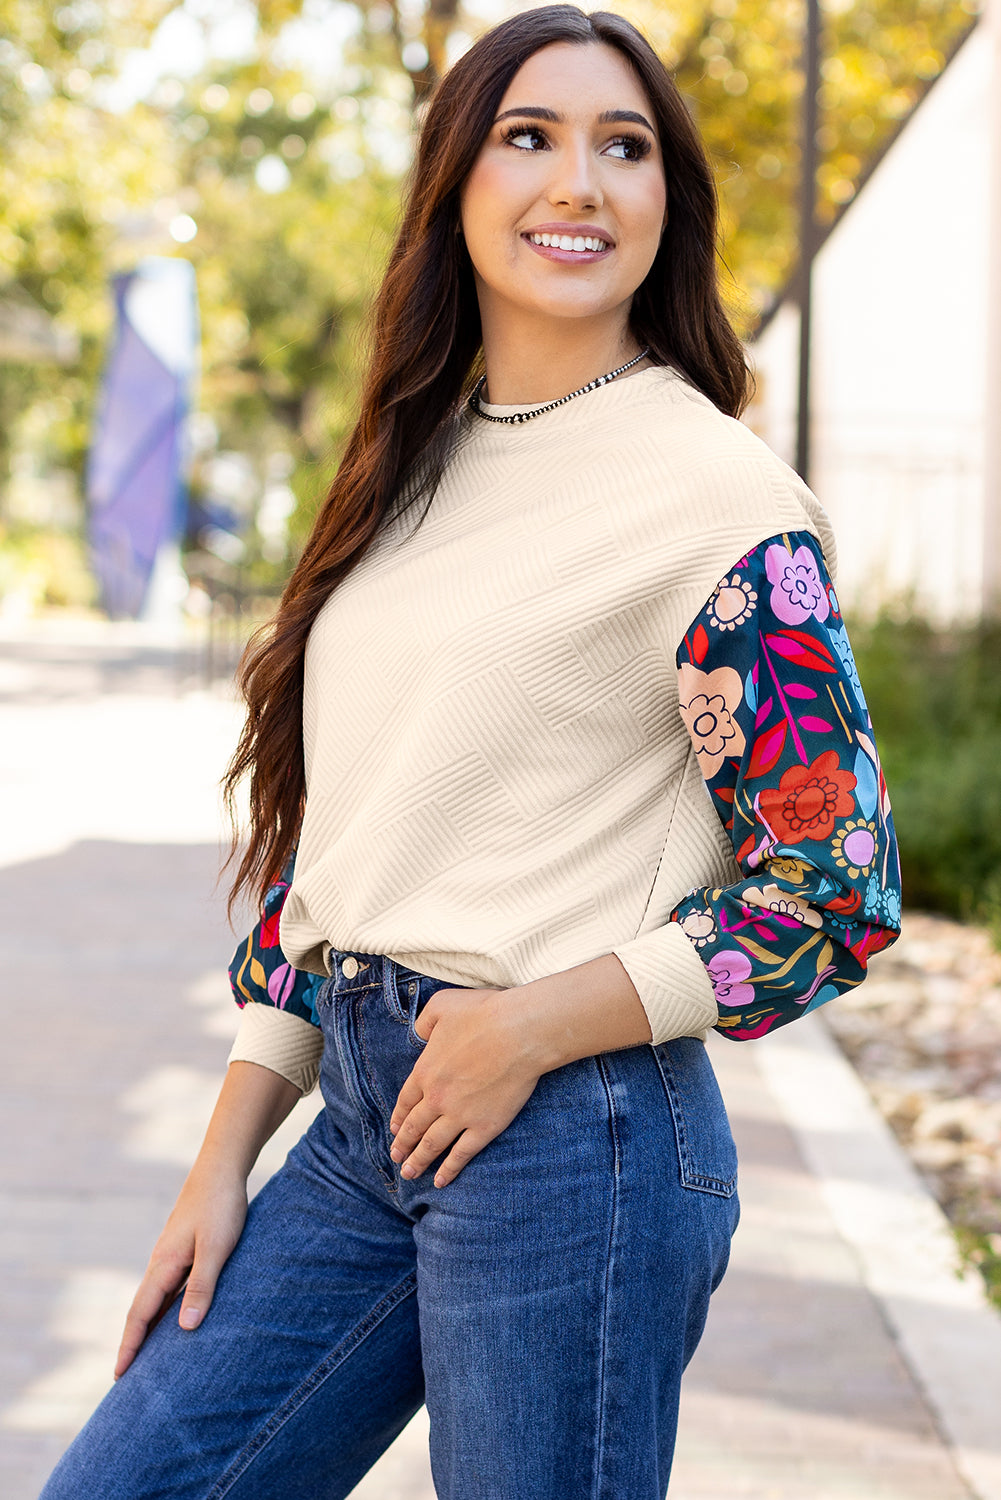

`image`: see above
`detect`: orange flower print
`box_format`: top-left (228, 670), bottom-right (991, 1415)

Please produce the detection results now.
top-left (678, 664), bottom-right (746, 778)
top-left (760, 750), bottom-right (856, 845)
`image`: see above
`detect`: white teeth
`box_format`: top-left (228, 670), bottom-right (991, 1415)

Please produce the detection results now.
top-left (529, 233), bottom-right (609, 252)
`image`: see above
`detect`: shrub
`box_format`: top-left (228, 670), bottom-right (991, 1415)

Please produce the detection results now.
top-left (850, 614), bottom-right (1001, 941)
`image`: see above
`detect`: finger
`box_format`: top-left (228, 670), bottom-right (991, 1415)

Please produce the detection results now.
top-left (389, 1072), bottom-right (426, 1135)
top-left (177, 1248), bottom-right (227, 1333)
top-left (433, 1129), bottom-right (487, 1188)
top-left (412, 992), bottom-right (448, 1043)
top-left (389, 1099), bottom-right (440, 1161)
top-left (115, 1262), bottom-right (187, 1378)
top-left (398, 1118), bottom-right (462, 1180)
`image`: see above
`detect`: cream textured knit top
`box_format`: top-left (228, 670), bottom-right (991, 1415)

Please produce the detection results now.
top-left (229, 363), bottom-right (836, 1090)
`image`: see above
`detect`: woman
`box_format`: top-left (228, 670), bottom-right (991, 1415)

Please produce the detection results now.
top-left (42, 7), bottom-right (900, 1497)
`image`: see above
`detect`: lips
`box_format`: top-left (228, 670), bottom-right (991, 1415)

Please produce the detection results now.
top-left (521, 223), bottom-right (614, 263)
top-left (528, 231), bottom-right (609, 252)
top-left (525, 220), bottom-right (612, 247)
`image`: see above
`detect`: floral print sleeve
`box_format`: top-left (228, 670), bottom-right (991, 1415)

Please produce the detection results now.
top-left (228, 849), bottom-right (324, 1028)
top-left (670, 529), bottom-right (901, 1041)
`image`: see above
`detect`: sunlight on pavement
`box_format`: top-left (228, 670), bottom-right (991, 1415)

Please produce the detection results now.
top-left (1, 1270), bottom-right (133, 1434)
top-left (0, 690), bottom-right (245, 871)
top-left (120, 1064), bottom-right (225, 1167)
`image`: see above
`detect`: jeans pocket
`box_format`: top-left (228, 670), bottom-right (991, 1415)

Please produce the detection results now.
top-left (394, 972), bottom-right (432, 1053)
top-left (399, 972), bottom-right (474, 1052)
top-left (652, 1037), bottom-right (738, 1197)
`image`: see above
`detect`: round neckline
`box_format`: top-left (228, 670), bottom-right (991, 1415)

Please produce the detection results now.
top-left (473, 362), bottom-right (668, 420)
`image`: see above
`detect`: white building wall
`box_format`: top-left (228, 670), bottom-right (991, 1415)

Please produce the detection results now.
top-left (746, 23), bottom-right (993, 622)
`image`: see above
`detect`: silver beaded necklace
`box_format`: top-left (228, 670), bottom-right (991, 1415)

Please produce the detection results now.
top-left (469, 348), bottom-right (650, 425)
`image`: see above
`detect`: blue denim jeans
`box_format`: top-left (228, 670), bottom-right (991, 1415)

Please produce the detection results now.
top-left (41, 950), bottom-right (739, 1499)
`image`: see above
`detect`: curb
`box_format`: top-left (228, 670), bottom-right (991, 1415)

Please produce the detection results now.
top-left (756, 1011), bottom-right (1001, 1500)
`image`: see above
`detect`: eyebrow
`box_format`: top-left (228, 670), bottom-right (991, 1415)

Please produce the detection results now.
top-left (494, 105), bottom-right (656, 133)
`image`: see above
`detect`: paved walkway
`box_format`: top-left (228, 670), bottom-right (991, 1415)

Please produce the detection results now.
top-left (1, 621), bottom-right (998, 1499)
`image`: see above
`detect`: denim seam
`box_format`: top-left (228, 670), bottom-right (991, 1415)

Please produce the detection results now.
top-left (592, 1055), bottom-right (621, 1500)
top-left (203, 1271), bottom-right (419, 1499)
top-left (383, 955), bottom-right (408, 1023)
top-left (316, 980), bottom-right (381, 1014)
top-left (327, 993), bottom-right (397, 1194)
top-left (357, 997), bottom-right (403, 1195)
top-left (353, 995), bottom-right (398, 1192)
top-left (652, 1048), bottom-right (737, 1198)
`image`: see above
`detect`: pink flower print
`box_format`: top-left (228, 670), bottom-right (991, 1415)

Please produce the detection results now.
top-left (268, 962), bottom-right (298, 1008)
top-left (707, 949), bottom-right (755, 1008)
top-left (765, 544), bottom-right (830, 626)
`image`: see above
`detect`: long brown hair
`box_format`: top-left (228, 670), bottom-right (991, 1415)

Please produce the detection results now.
top-left (224, 4), bottom-right (750, 912)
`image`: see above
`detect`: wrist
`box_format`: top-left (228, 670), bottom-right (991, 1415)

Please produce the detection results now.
top-left (486, 983), bottom-right (564, 1074)
top-left (501, 953), bottom-right (654, 1072)
top-left (188, 1141), bottom-right (254, 1192)
top-left (498, 976), bottom-right (588, 1073)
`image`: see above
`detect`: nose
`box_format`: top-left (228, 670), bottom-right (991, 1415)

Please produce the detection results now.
top-left (546, 139), bottom-right (603, 214)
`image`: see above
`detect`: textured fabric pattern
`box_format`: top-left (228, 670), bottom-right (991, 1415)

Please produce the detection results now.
top-left (226, 998), bottom-right (324, 1094)
top-left (278, 365), bottom-right (837, 1025)
top-left (227, 528), bottom-right (900, 1073)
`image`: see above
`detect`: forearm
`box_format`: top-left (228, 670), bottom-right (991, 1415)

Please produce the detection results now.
top-left (193, 1060), bottom-right (302, 1185)
top-left (504, 952), bottom-right (654, 1072)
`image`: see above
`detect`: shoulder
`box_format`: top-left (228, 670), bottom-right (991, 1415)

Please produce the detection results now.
top-left (614, 366), bottom-right (839, 579)
top-left (629, 366), bottom-right (795, 483)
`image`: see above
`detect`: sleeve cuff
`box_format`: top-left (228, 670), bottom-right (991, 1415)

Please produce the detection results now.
top-left (610, 922), bottom-right (718, 1044)
top-left (227, 1004), bottom-right (324, 1095)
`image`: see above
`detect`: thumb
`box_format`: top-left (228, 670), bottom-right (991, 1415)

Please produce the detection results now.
top-left (177, 1257), bottom-right (222, 1332)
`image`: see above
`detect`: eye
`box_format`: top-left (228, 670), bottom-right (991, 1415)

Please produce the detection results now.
top-left (500, 124), bottom-right (550, 152)
top-left (604, 132), bottom-right (653, 163)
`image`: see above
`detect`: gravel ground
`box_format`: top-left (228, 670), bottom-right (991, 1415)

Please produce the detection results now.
top-left (825, 910), bottom-right (1001, 1303)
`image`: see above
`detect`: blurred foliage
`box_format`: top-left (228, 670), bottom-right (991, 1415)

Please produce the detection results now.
top-left (0, 523), bottom-right (96, 611)
top-left (0, 0), bottom-right (983, 597)
top-left (631, 0), bottom-right (979, 324)
top-left (851, 614), bottom-right (1001, 940)
top-left (955, 1224), bottom-right (1001, 1313)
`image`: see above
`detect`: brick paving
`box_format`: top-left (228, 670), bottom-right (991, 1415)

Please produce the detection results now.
top-left (0, 623), bottom-right (977, 1498)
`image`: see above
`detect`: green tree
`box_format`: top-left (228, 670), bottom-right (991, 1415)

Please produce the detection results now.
top-left (0, 0), bottom-right (984, 604)
top-left (623, 0), bottom-right (978, 326)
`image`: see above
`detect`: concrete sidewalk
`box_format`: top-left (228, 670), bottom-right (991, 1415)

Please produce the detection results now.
top-left (2, 623), bottom-right (999, 1499)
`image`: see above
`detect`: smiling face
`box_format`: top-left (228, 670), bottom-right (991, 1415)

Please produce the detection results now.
top-left (459, 41), bottom-right (668, 342)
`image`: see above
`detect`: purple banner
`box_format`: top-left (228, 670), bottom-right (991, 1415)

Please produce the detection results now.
top-left (86, 257), bottom-right (198, 618)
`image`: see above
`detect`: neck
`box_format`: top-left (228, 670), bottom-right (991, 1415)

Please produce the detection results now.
top-left (477, 307), bottom-right (647, 406)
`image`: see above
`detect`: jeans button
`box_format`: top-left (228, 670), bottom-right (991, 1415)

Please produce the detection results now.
top-left (409, 982), bottom-right (417, 995)
top-left (341, 956), bottom-right (359, 979)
